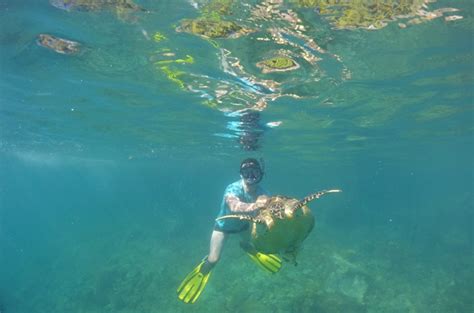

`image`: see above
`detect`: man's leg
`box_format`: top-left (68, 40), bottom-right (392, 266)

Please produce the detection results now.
top-left (202, 230), bottom-right (226, 274)
top-left (177, 230), bottom-right (225, 303)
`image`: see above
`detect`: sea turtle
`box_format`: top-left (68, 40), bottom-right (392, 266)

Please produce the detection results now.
top-left (216, 189), bottom-right (341, 263)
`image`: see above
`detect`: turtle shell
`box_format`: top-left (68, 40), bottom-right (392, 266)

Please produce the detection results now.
top-left (251, 196), bottom-right (315, 255)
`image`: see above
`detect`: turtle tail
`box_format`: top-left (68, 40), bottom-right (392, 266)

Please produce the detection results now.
top-left (294, 189), bottom-right (342, 211)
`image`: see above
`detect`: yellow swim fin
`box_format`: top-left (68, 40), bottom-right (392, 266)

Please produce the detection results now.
top-left (247, 252), bottom-right (282, 273)
top-left (177, 260), bottom-right (211, 304)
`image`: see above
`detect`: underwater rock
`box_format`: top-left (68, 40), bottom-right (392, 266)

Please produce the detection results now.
top-left (50, 0), bottom-right (144, 11)
top-left (50, 0), bottom-right (76, 11)
top-left (50, 0), bottom-right (147, 21)
top-left (325, 254), bottom-right (369, 304)
top-left (256, 56), bottom-right (299, 73)
top-left (37, 34), bottom-right (81, 55)
top-left (338, 273), bottom-right (368, 303)
top-left (178, 18), bottom-right (246, 39)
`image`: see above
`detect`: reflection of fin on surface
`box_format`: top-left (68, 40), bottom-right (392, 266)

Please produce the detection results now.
top-left (177, 260), bottom-right (211, 304)
top-left (247, 252), bottom-right (282, 273)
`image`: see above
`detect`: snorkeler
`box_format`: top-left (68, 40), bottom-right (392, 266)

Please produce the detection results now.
top-left (238, 110), bottom-right (265, 151)
top-left (177, 158), bottom-right (282, 304)
top-left (224, 109), bottom-right (282, 151)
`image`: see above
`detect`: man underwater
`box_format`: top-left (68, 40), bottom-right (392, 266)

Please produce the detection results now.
top-left (177, 158), bottom-right (282, 304)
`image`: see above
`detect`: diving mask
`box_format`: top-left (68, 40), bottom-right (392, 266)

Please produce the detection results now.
top-left (240, 159), bottom-right (264, 185)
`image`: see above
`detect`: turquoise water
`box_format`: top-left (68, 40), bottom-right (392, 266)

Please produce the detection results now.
top-left (1, 1), bottom-right (473, 312)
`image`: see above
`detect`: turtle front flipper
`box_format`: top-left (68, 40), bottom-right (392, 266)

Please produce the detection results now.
top-left (293, 189), bottom-right (342, 212)
top-left (216, 214), bottom-right (261, 223)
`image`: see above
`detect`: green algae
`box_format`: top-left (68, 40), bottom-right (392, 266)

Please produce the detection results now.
top-left (178, 0), bottom-right (248, 39)
top-left (293, 0), bottom-right (431, 29)
top-left (203, 99), bottom-right (218, 108)
top-left (257, 56), bottom-right (299, 72)
top-left (180, 17), bottom-right (242, 38)
top-left (152, 32), bottom-right (166, 43)
top-left (154, 55), bottom-right (194, 66)
top-left (150, 33), bottom-right (194, 89)
top-left (262, 57), bottom-right (296, 69)
top-left (159, 66), bottom-right (185, 89)
top-left (152, 51), bottom-right (193, 89)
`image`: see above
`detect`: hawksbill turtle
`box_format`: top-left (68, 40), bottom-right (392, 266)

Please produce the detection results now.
top-left (217, 189), bottom-right (341, 263)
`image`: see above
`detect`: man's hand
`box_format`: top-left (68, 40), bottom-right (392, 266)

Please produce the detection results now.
top-left (226, 195), bottom-right (269, 213)
top-left (254, 195), bottom-right (269, 209)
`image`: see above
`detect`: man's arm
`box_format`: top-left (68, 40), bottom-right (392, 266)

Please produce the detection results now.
top-left (226, 195), bottom-right (268, 213)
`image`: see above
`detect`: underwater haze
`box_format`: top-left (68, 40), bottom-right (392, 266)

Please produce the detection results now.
top-left (0, 0), bottom-right (473, 312)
